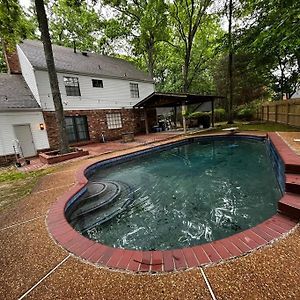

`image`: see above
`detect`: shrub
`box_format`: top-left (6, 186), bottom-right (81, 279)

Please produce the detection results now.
top-left (235, 101), bottom-right (260, 121)
top-left (198, 113), bottom-right (211, 128)
top-left (212, 108), bottom-right (226, 122)
top-left (184, 111), bottom-right (211, 128)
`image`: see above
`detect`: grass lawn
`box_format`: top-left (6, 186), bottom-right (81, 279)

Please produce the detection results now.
top-left (0, 167), bottom-right (54, 212)
top-left (216, 121), bottom-right (299, 132)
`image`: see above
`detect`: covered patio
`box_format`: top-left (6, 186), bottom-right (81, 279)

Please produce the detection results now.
top-left (134, 92), bottom-right (225, 134)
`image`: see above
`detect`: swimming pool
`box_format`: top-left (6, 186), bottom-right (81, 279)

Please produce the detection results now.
top-left (66, 136), bottom-right (282, 250)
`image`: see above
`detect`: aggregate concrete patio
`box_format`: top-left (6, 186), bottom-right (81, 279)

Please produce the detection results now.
top-left (0, 132), bottom-right (299, 299)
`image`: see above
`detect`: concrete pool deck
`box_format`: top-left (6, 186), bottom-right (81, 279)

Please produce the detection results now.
top-left (0, 131), bottom-right (299, 299)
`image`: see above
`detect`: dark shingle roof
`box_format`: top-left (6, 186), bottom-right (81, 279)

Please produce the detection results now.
top-left (18, 40), bottom-right (154, 83)
top-left (0, 74), bottom-right (40, 110)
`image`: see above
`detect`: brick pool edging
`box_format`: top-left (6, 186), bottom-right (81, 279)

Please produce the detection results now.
top-left (46, 133), bottom-right (299, 273)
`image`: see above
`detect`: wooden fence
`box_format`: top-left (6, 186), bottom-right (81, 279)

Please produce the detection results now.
top-left (258, 98), bottom-right (300, 127)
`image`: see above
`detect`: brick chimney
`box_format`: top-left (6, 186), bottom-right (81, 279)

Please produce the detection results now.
top-left (2, 43), bottom-right (22, 74)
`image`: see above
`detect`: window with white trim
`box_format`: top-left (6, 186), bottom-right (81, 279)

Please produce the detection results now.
top-left (92, 79), bottom-right (103, 88)
top-left (64, 76), bottom-right (81, 96)
top-left (106, 113), bottom-right (122, 129)
top-left (130, 82), bottom-right (139, 98)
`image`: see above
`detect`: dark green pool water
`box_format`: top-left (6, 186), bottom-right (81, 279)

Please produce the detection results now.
top-left (87, 138), bottom-right (282, 250)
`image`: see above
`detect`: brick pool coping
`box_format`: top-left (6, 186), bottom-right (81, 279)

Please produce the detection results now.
top-left (47, 133), bottom-right (300, 273)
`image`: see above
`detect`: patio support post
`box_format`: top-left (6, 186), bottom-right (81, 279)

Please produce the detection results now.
top-left (182, 102), bottom-right (187, 134)
top-left (144, 108), bottom-right (149, 134)
top-left (211, 99), bottom-right (215, 127)
top-left (174, 106), bottom-right (177, 128)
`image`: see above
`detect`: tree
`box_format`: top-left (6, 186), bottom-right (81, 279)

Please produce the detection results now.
top-left (48, 0), bottom-right (103, 52)
top-left (237, 0), bottom-right (300, 99)
top-left (155, 16), bottom-right (222, 93)
top-left (227, 0), bottom-right (234, 123)
top-left (34, 0), bottom-right (69, 153)
top-left (0, 0), bottom-right (36, 72)
top-left (103, 0), bottom-right (168, 77)
top-left (169, 0), bottom-right (213, 92)
top-left (214, 54), bottom-right (270, 106)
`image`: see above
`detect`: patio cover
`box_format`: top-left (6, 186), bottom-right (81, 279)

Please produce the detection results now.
top-left (134, 92), bottom-right (224, 108)
top-left (134, 92), bottom-right (225, 133)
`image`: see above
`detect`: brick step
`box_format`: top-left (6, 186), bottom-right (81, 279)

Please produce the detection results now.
top-left (285, 173), bottom-right (300, 194)
top-left (285, 164), bottom-right (300, 174)
top-left (278, 192), bottom-right (300, 219)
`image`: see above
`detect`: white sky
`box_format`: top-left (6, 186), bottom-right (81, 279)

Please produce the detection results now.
top-left (19, 0), bottom-right (31, 9)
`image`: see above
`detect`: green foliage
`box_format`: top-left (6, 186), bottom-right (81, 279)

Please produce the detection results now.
top-left (214, 54), bottom-right (271, 107)
top-left (234, 101), bottom-right (261, 121)
top-left (236, 0), bottom-right (300, 99)
top-left (0, 0), bottom-right (36, 47)
top-left (103, 0), bottom-right (168, 76)
top-left (156, 14), bottom-right (223, 93)
top-left (47, 0), bottom-right (105, 52)
top-left (213, 108), bottom-right (226, 122)
top-left (0, 0), bottom-right (36, 72)
top-left (184, 111), bottom-right (211, 128)
top-left (0, 43), bottom-right (7, 72)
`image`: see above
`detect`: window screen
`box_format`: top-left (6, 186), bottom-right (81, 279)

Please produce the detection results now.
top-left (92, 79), bottom-right (103, 88)
top-left (106, 113), bottom-right (122, 129)
top-left (64, 77), bottom-right (81, 96)
top-left (130, 83), bottom-right (139, 98)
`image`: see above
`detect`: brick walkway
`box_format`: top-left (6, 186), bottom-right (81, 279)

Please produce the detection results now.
top-left (18, 132), bottom-right (182, 172)
top-left (0, 131), bottom-right (299, 299)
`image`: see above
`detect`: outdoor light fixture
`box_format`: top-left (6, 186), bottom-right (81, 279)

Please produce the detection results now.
top-left (39, 123), bottom-right (45, 130)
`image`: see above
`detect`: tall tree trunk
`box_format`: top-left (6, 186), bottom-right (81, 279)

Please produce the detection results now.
top-left (35, 0), bottom-right (69, 153)
top-left (227, 0), bottom-right (234, 124)
top-left (146, 36), bottom-right (155, 79)
top-left (183, 44), bottom-right (192, 93)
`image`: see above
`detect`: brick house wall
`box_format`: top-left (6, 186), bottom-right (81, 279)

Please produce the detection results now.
top-left (43, 108), bottom-right (146, 149)
top-left (2, 45), bottom-right (22, 74)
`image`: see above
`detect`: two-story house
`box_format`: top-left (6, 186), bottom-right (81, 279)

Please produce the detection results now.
top-left (0, 40), bottom-right (154, 164)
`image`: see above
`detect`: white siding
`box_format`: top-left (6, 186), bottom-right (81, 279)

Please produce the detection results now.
top-left (292, 90), bottom-right (300, 99)
top-left (17, 46), bottom-right (40, 105)
top-left (0, 111), bottom-right (49, 155)
top-left (35, 70), bottom-right (155, 111)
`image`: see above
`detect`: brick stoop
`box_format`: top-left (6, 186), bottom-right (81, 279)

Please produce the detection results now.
top-left (268, 132), bottom-right (300, 220)
top-left (268, 132), bottom-right (300, 174)
top-left (278, 193), bottom-right (300, 219)
top-left (285, 173), bottom-right (300, 194)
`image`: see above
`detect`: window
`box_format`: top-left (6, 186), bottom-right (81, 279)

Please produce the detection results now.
top-left (65, 116), bottom-right (89, 143)
top-left (106, 113), bottom-right (122, 129)
top-left (64, 76), bottom-right (81, 96)
top-left (92, 79), bottom-right (103, 88)
top-left (130, 83), bottom-right (139, 98)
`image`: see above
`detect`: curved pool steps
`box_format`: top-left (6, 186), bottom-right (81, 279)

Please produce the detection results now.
top-left (67, 181), bottom-right (121, 221)
top-left (67, 181), bottom-right (134, 232)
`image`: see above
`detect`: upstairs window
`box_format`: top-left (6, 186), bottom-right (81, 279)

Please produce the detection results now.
top-left (106, 113), bottom-right (122, 129)
top-left (64, 76), bottom-right (81, 96)
top-left (130, 83), bottom-right (139, 98)
top-left (92, 79), bottom-right (103, 88)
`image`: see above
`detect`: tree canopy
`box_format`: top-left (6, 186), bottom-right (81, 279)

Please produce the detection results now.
top-left (0, 0), bottom-right (299, 105)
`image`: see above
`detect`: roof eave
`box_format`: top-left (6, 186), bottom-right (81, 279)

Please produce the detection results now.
top-left (33, 67), bottom-right (155, 84)
top-left (0, 107), bottom-right (42, 112)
